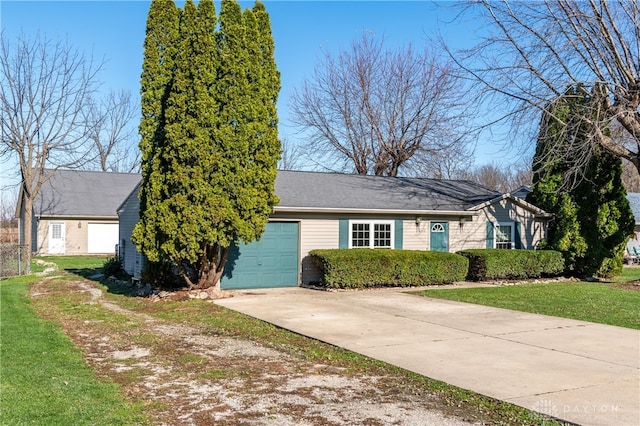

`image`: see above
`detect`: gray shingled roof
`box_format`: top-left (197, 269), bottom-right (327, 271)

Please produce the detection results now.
top-left (274, 170), bottom-right (501, 212)
top-left (54, 169), bottom-right (502, 217)
top-left (510, 185), bottom-right (531, 200)
top-left (35, 170), bottom-right (141, 218)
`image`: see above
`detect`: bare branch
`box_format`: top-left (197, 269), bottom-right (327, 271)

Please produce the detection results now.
top-left (0, 31), bottom-right (103, 257)
top-left (291, 31), bottom-right (473, 176)
top-left (278, 137), bottom-right (306, 171)
top-left (83, 89), bottom-right (139, 172)
top-left (447, 0), bottom-right (640, 180)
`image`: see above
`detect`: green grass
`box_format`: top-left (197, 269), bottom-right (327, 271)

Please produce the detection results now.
top-left (418, 272), bottom-right (640, 329)
top-left (0, 275), bottom-right (148, 425)
top-left (2, 256), bottom-right (570, 425)
top-left (609, 266), bottom-right (640, 283)
top-left (33, 255), bottom-right (110, 276)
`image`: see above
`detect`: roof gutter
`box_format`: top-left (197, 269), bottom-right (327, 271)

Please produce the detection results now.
top-left (273, 206), bottom-right (478, 216)
top-left (534, 213), bottom-right (554, 219)
top-left (34, 214), bottom-right (119, 220)
top-left (470, 194), bottom-right (553, 218)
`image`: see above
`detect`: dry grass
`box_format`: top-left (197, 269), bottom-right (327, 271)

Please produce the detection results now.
top-left (30, 278), bottom-right (487, 425)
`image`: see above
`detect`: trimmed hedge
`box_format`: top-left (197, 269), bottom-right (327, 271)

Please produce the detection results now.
top-left (458, 249), bottom-right (564, 281)
top-left (308, 249), bottom-right (469, 289)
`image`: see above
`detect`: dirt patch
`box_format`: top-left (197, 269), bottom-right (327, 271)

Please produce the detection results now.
top-left (617, 280), bottom-right (640, 291)
top-left (29, 278), bottom-right (533, 425)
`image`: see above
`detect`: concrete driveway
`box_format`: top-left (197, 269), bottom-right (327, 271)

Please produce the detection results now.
top-left (216, 287), bottom-right (640, 426)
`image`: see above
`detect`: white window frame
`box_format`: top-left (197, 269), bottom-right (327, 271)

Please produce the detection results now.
top-left (348, 220), bottom-right (395, 249)
top-left (495, 221), bottom-right (515, 249)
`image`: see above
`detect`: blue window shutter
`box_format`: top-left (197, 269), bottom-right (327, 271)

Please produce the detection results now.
top-left (486, 222), bottom-right (494, 248)
top-left (339, 219), bottom-right (349, 248)
top-left (394, 219), bottom-right (403, 249)
top-left (515, 221), bottom-right (522, 249)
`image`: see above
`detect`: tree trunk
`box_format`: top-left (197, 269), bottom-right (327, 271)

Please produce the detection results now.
top-left (183, 245), bottom-right (230, 298)
top-left (21, 195), bottom-right (33, 271)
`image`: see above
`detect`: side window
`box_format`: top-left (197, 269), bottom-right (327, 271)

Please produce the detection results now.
top-left (349, 220), bottom-right (394, 249)
top-left (495, 222), bottom-right (514, 249)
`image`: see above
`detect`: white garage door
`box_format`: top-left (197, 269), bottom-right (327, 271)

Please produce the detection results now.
top-left (88, 223), bottom-right (119, 254)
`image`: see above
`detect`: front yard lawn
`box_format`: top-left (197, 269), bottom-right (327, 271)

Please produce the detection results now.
top-left (418, 270), bottom-right (640, 329)
top-left (0, 256), bottom-right (570, 425)
top-left (0, 274), bottom-right (148, 425)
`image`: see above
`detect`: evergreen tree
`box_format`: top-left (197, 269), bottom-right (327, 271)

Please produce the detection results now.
top-left (527, 88), bottom-right (587, 273)
top-left (528, 85), bottom-right (635, 277)
top-left (575, 145), bottom-right (635, 276)
top-left (252, 1), bottom-right (282, 177)
top-left (215, 0), bottom-right (280, 246)
top-left (253, 1), bottom-right (281, 129)
top-left (134, 0), bottom-right (280, 291)
top-left (156, 0), bottom-right (222, 288)
top-left (134, 0), bottom-right (180, 263)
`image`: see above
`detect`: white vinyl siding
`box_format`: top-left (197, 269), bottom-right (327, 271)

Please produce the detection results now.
top-left (402, 220), bottom-right (429, 250)
top-left (117, 188), bottom-right (142, 277)
top-left (297, 218), bottom-right (339, 285)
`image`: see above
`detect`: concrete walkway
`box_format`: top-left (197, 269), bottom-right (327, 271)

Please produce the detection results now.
top-left (216, 287), bottom-right (640, 426)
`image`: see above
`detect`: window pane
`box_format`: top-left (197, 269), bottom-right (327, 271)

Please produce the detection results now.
top-left (496, 225), bottom-right (511, 242)
top-left (496, 225), bottom-right (512, 249)
top-left (52, 224), bottom-right (62, 239)
top-left (431, 223), bottom-right (445, 232)
top-left (373, 223), bottom-right (391, 247)
top-left (351, 223), bottom-right (370, 247)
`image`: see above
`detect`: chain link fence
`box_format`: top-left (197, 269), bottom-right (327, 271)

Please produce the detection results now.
top-left (1, 244), bottom-right (29, 278)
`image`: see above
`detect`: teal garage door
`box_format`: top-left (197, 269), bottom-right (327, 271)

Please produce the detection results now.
top-left (221, 221), bottom-right (299, 289)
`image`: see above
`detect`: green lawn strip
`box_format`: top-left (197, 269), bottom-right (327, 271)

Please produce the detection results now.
top-left (0, 276), bottom-right (148, 425)
top-left (419, 280), bottom-right (640, 329)
top-left (610, 267), bottom-right (640, 283)
top-left (34, 255), bottom-right (110, 276)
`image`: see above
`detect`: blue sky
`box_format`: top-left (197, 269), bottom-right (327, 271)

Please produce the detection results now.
top-left (1, 0), bottom-right (517, 188)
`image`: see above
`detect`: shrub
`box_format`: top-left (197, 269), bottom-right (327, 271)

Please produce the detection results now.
top-left (102, 256), bottom-right (126, 278)
top-left (308, 249), bottom-right (469, 289)
top-left (458, 249), bottom-right (564, 281)
top-left (141, 260), bottom-right (182, 289)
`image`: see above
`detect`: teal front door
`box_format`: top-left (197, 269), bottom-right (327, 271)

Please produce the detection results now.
top-left (221, 222), bottom-right (299, 289)
top-left (430, 222), bottom-right (448, 252)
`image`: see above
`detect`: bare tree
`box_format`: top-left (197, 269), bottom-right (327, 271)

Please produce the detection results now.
top-left (511, 160), bottom-right (533, 189)
top-left (278, 137), bottom-right (306, 171)
top-left (84, 90), bottom-right (140, 173)
top-left (612, 119), bottom-right (640, 192)
top-left (414, 141), bottom-right (475, 180)
top-left (467, 160), bottom-right (532, 193)
top-left (449, 0), bottom-right (640, 181)
top-left (471, 163), bottom-right (507, 192)
top-left (291, 32), bottom-right (472, 177)
top-left (622, 159), bottom-right (640, 192)
top-left (0, 32), bottom-right (101, 259)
